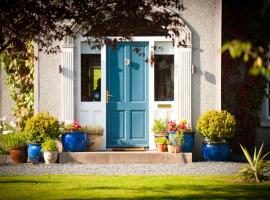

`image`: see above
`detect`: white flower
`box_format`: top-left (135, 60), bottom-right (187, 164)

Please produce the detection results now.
top-left (2, 130), bottom-right (13, 135)
top-left (1, 116), bottom-right (7, 121)
top-left (9, 121), bottom-right (16, 128)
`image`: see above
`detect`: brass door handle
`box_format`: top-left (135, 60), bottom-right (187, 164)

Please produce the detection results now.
top-left (106, 90), bottom-right (113, 103)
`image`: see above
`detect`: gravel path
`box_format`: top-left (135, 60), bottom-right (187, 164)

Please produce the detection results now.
top-left (0, 162), bottom-right (247, 176)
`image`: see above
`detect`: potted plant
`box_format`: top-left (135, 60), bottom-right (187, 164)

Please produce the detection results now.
top-left (178, 119), bottom-right (195, 152)
top-left (196, 110), bottom-right (236, 161)
top-left (152, 119), bottom-right (167, 137)
top-left (42, 139), bottom-right (58, 164)
top-left (167, 132), bottom-right (183, 153)
top-left (82, 125), bottom-right (104, 151)
top-left (167, 120), bottom-right (177, 142)
top-left (61, 121), bottom-right (87, 152)
top-left (24, 112), bottom-right (61, 162)
top-left (154, 137), bottom-right (168, 152)
top-left (3, 132), bottom-right (27, 163)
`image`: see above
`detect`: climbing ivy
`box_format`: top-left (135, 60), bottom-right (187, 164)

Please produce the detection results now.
top-left (0, 42), bottom-right (34, 130)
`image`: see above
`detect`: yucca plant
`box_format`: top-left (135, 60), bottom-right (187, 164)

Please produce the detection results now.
top-left (239, 144), bottom-right (270, 182)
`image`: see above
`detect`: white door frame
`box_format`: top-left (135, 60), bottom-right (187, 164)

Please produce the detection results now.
top-left (74, 36), bottom-right (183, 150)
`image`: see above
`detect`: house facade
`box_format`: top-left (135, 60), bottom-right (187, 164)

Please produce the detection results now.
top-left (31, 0), bottom-right (222, 159)
top-left (6, 0), bottom-right (270, 160)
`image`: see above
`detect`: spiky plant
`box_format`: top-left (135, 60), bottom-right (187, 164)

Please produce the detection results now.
top-left (239, 144), bottom-right (270, 182)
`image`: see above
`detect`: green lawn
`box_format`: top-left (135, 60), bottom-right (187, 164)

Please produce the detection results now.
top-left (0, 175), bottom-right (270, 199)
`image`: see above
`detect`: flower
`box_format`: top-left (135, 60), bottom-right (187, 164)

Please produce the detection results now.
top-left (71, 121), bottom-right (81, 131)
top-left (9, 121), bottom-right (16, 128)
top-left (167, 120), bottom-right (177, 131)
top-left (2, 130), bottom-right (13, 135)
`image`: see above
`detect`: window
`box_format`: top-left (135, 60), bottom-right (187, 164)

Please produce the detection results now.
top-left (81, 42), bottom-right (101, 102)
top-left (154, 41), bottom-right (174, 101)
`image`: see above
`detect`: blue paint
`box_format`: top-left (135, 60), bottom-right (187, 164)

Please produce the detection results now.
top-left (168, 131), bottom-right (177, 145)
top-left (107, 42), bottom-right (149, 147)
top-left (202, 142), bottom-right (230, 161)
top-left (28, 143), bottom-right (43, 162)
top-left (61, 132), bottom-right (87, 152)
top-left (181, 132), bottom-right (195, 152)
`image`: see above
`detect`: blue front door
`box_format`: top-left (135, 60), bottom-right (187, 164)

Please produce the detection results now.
top-left (106, 42), bottom-right (149, 147)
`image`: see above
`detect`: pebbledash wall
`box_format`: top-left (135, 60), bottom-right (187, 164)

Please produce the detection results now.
top-left (33, 0), bottom-right (222, 160)
top-left (0, 69), bottom-right (14, 121)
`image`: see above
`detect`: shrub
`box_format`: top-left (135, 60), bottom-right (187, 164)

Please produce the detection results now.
top-left (3, 132), bottom-right (27, 149)
top-left (196, 110), bottom-right (236, 142)
top-left (41, 139), bottom-right (58, 151)
top-left (152, 119), bottom-right (167, 135)
top-left (24, 112), bottom-right (61, 144)
top-left (154, 137), bottom-right (168, 144)
top-left (239, 144), bottom-right (270, 182)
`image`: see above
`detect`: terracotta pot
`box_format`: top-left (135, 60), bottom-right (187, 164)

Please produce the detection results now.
top-left (88, 136), bottom-right (103, 151)
top-left (156, 144), bottom-right (167, 152)
top-left (168, 145), bottom-right (181, 153)
top-left (43, 151), bottom-right (58, 164)
top-left (9, 147), bottom-right (27, 163)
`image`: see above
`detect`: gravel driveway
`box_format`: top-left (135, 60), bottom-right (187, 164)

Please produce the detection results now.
top-left (0, 162), bottom-right (247, 176)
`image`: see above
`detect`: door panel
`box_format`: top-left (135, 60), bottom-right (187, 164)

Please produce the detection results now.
top-left (107, 42), bottom-right (149, 147)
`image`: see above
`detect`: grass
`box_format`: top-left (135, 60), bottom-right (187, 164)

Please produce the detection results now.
top-left (0, 175), bottom-right (270, 199)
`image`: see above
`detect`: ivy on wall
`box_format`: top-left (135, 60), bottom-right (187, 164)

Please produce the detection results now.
top-left (0, 42), bottom-right (34, 130)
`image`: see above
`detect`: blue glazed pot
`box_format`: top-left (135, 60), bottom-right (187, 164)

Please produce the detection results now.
top-left (168, 131), bottom-right (177, 145)
top-left (202, 142), bottom-right (230, 161)
top-left (181, 132), bottom-right (195, 152)
top-left (61, 131), bottom-right (87, 152)
top-left (28, 143), bottom-right (43, 162)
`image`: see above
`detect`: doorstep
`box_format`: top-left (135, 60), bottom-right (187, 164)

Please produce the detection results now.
top-left (59, 151), bottom-right (192, 164)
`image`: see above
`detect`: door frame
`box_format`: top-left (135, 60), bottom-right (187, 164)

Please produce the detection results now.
top-left (75, 36), bottom-right (178, 150)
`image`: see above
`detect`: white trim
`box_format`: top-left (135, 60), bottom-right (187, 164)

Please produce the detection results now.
top-left (72, 35), bottom-right (192, 149)
top-left (61, 46), bottom-right (75, 122)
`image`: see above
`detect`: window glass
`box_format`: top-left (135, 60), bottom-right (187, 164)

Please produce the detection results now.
top-left (81, 54), bottom-right (101, 102)
top-left (154, 42), bottom-right (174, 101)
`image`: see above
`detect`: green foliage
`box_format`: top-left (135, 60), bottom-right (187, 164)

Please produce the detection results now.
top-left (168, 132), bottom-right (183, 145)
top-left (41, 139), bottom-right (58, 151)
top-left (24, 112), bottom-right (61, 144)
top-left (196, 110), bottom-right (236, 142)
top-left (2, 132), bottom-right (27, 149)
top-left (81, 125), bottom-right (104, 136)
top-left (239, 144), bottom-right (270, 182)
top-left (154, 137), bottom-right (168, 144)
top-left (152, 119), bottom-right (167, 135)
top-left (222, 40), bottom-right (270, 77)
top-left (0, 42), bottom-right (34, 130)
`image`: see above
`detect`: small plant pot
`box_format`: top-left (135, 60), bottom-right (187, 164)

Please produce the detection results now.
top-left (156, 143), bottom-right (167, 152)
top-left (167, 145), bottom-right (181, 153)
top-left (28, 143), bottom-right (43, 162)
top-left (88, 136), bottom-right (103, 151)
top-left (43, 151), bottom-right (58, 164)
top-left (9, 147), bottom-right (27, 163)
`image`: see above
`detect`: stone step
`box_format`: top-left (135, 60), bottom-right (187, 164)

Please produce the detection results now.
top-left (59, 151), bottom-right (192, 164)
